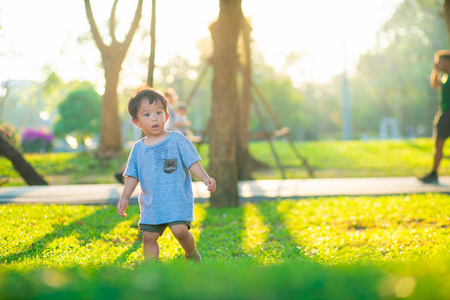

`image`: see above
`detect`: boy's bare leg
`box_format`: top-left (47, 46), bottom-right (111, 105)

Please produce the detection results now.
top-left (170, 224), bottom-right (197, 258)
top-left (142, 231), bottom-right (160, 260)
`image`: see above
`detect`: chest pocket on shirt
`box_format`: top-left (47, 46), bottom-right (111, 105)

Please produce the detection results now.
top-left (163, 158), bottom-right (178, 173)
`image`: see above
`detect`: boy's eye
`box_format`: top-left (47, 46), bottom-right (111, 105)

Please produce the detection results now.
top-left (144, 113), bottom-right (150, 117)
top-left (157, 111), bottom-right (163, 115)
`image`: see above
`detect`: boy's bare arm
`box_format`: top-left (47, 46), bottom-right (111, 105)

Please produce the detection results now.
top-left (117, 176), bottom-right (139, 217)
top-left (189, 161), bottom-right (216, 192)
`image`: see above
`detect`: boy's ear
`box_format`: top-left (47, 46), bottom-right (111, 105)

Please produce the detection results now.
top-left (165, 112), bottom-right (170, 122)
top-left (132, 118), bottom-right (140, 128)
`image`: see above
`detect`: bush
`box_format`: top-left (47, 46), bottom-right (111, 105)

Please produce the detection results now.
top-left (53, 86), bottom-right (101, 148)
top-left (21, 128), bottom-right (53, 153)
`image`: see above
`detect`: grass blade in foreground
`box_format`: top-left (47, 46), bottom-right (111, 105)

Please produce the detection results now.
top-left (1, 260), bottom-right (450, 299)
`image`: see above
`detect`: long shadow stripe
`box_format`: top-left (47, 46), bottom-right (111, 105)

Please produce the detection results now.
top-left (1, 206), bottom-right (137, 265)
top-left (195, 204), bottom-right (246, 262)
top-left (257, 200), bottom-right (306, 263)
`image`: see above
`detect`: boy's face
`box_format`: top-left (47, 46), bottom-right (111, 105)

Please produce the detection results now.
top-left (132, 98), bottom-right (169, 138)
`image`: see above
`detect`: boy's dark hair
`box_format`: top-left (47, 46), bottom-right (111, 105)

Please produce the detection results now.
top-left (128, 86), bottom-right (169, 120)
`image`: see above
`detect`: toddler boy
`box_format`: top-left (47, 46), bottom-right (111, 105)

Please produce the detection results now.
top-left (117, 86), bottom-right (216, 262)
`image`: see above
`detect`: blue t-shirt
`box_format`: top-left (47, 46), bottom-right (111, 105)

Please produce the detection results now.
top-left (124, 131), bottom-right (201, 225)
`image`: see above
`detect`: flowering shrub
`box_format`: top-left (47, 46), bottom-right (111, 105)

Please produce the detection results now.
top-left (21, 128), bottom-right (53, 153)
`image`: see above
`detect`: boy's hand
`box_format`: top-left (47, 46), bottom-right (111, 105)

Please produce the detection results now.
top-left (204, 177), bottom-right (216, 193)
top-left (117, 198), bottom-right (129, 217)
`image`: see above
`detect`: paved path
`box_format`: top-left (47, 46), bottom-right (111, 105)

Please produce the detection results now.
top-left (1, 176), bottom-right (450, 205)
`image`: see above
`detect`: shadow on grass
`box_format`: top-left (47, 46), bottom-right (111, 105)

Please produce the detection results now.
top-left (194, 201), bottom-right (307, 264)
top-left (1, 207), bottom-right (131, 265)
top-left (195, 205), bottom-right (245, 262)
top-left (257, 201), bottom-right (306, 263)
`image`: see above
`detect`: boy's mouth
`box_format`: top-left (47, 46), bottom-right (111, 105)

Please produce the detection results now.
top-left (152, 125), bottom-right (159, 130)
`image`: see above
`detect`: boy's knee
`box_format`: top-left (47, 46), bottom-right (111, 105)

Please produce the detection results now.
top-left (170, 224), bottom-right (189, 239)
top-left (143, 231), bottom-right (160, 242)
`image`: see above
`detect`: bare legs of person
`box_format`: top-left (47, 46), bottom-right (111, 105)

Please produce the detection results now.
top-left (419, 137), bottom-right (446, 184)
top-left (142, 224), bottom-right (201, 263)
top-left (433, 138), bottom-right (446, 172)
top-left (142, 231), bottom-right (160, 259)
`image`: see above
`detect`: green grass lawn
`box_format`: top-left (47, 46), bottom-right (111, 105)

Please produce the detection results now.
top-left (250, 138), bottom-right (450, 179)
top-left (1, 138), bottom-right (449, 186)
top-left (2, 193), bottom-right (450, 298)
top-left (2, 138), bottom-right (450, 298)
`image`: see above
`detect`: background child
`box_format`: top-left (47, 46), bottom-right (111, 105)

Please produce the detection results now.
top-left (164, 87), bottom-right (178, 132)
top-left (171, 102), bottom-right (191, 136)
top-left (171, 102), bottom-right (200, 142)
top-left (117, 86), bottom-right (216, 262)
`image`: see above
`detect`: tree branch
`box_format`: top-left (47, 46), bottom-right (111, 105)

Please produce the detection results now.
top-left (84, 0), bottom-right (107, 53)
top-left (110, 0), bottom-right (119, 45)
top-left (122, 0), bottom-right (143, 51)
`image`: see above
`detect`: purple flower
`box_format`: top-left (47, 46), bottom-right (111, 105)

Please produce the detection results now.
top-left (21, 128), bottom-right (54, 153)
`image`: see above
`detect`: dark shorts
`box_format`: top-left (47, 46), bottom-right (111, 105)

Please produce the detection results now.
top-left (138, 221), bottom-right (191, 235)
top-left (434, 111), bottom-right (450, 139)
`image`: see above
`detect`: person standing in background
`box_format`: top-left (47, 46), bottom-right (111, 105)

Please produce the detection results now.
top-left (419, 50), bottom-right (450, 184)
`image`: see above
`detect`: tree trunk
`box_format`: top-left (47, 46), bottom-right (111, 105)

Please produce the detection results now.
top-left (84, 0), bottom-right (143, 159)
top-left (237, 14), bottom-right (253, 180)
top-left (209, 0), bottom-right (242, 207)
top-left (237, 14), bottom-right (269, 180)
top-left (0, 136), bottom-right (47, 185)
top-left (99, 60), bottom-right (122, 157)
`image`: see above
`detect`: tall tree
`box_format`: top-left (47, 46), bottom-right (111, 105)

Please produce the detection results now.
top-left (84, 0), bottom-right (143, 158)
top-left (209, 0), bottom-right (242, 207)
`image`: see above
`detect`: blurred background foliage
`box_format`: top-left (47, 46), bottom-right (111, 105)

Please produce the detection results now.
top-left (0, 0), bottom-right (448, 150)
